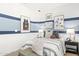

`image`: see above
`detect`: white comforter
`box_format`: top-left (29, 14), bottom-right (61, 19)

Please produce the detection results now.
top-left (44, 39), bottom-right (65, 56)
top-left (32, 38), bottom-right (65, 56)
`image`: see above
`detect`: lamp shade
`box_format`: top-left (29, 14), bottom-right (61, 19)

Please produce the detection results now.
top-left (66, 28), bottom-right (75, 41)
top-left (66, 29), bottom-right (75, 34)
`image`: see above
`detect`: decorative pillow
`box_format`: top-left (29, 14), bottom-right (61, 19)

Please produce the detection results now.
top-left (45, 30), bottom-right (52, 38)
top-left (50, 31), bottom-right (60, 39)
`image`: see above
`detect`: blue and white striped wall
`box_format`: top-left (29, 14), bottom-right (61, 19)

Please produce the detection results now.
top-left (0, 13), bottom-right (79, 35)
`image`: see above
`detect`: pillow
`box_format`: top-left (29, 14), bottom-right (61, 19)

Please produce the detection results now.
top-left (45, 30), bottom-right (52, 38)
top-left (50, 31), bottom-right (60, 39)
top-left (50, 34), bottom-right (60, 39)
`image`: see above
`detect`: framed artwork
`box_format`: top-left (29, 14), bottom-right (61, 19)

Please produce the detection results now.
top-left (21, 15), bottom-right (30, 32)
top-left (45, 21), bottom-right (53, 30)
top-left (54, 15), bottom-right (64, 30)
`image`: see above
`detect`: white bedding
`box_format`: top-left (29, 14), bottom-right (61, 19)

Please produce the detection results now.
top-left (44, 39), bottom-right (65, 56)
top-left (32, 38), bottom-right (65, 56)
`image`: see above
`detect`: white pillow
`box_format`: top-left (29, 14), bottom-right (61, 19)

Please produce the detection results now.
top-left (45, 30), bottom-right (52, 38)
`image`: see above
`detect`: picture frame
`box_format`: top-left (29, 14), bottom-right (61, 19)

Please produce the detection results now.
top-left (54, 15), bottom-right (64, 30)
top-left (21, 15), bottom-right (30, 32)
top-left (45, 21), bottom-right (53, 30)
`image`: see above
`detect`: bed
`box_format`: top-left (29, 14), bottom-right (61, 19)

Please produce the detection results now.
top-left (32, 38), bottom-right (66, 56)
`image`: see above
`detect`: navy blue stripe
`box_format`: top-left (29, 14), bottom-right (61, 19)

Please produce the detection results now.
top-left (58, 31), bottom-right (66, 33)
top-left (30, 20), bottom-right (54, 23)
top-left (0, 13), bottom-right (79, 21)
top-left (0, 31), bottom-right (20, 34)
top-left (0, 28), bottom-right (79, 34)
top-left (30, 17), bottom-right (79, 23)
top-left (45, 20), bottom-right (54, 22)
top-left (58, 31), bottom-right (79, 34)
top-left (75, 31), bottom-right (79, 34)
top-left (0, 31), bottom-right (39, 34)
top-left (30, 31), bottom-right (38, 32)
top-left (0, 13), bottom-right (20, 21)
top-left (0, 13), bottom-right (79, 34)
top-left (30, 21), bottom-right (45, 23)
top-left (64, 17), bottom-right (79, 21)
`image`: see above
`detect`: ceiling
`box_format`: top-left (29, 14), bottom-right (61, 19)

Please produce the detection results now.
top-left (22, 3), bottom-right (79, 10)
top-left (22, 3), bottom-right (66, 10)
top-left (21, 3), bottom-right (79, 18)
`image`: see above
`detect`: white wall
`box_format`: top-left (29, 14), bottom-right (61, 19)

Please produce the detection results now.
top-left (0, 33), bottom-right (38, 55)
top-left (23, 3), bottom-right (79, 40)
top-left (0, 3), bottom-right (39, 55)
top-left (0, 3), bottom-right (79, 55)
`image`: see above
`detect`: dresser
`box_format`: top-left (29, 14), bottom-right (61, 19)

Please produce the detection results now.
top-left (65, 41), bottom-right (79, 55)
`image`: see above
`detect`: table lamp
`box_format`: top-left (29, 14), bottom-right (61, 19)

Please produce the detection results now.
top-left (66, 28), bottom-right (75, 41)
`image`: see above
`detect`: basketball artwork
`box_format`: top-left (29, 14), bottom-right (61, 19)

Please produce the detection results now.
top-left (21, 16), bottom-right (30, 32)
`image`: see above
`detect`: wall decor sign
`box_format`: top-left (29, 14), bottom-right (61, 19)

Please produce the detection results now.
top-left (54, 15), bottom-right (64, 30)
top-left (21, 15), bottom-right (30, 32)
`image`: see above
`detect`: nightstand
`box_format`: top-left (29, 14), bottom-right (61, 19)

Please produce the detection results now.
top-left (65, 41), bottom-right (79, 55)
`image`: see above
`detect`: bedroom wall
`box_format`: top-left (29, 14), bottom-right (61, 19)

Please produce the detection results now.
top-left (0, 3), bottom-right (79, 55)
top-left (0, 33), bottom-right (38, 55)
top-left (25, 3), bottom-right (79, 41)
top-left (48, 4), bottom-right (79, 41)
top-left (56, 4), bottom-right (79, 41)
top-left (56, 3), bottom-right (79, 41)
top-left (23, 3), bottom-right (79, 41)
top-left (60, 19), bottom-right (79, 41)
top-left (0, 4), bottom-right (39, 55)
top-left (27, 3), bottom-right (79, 40)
